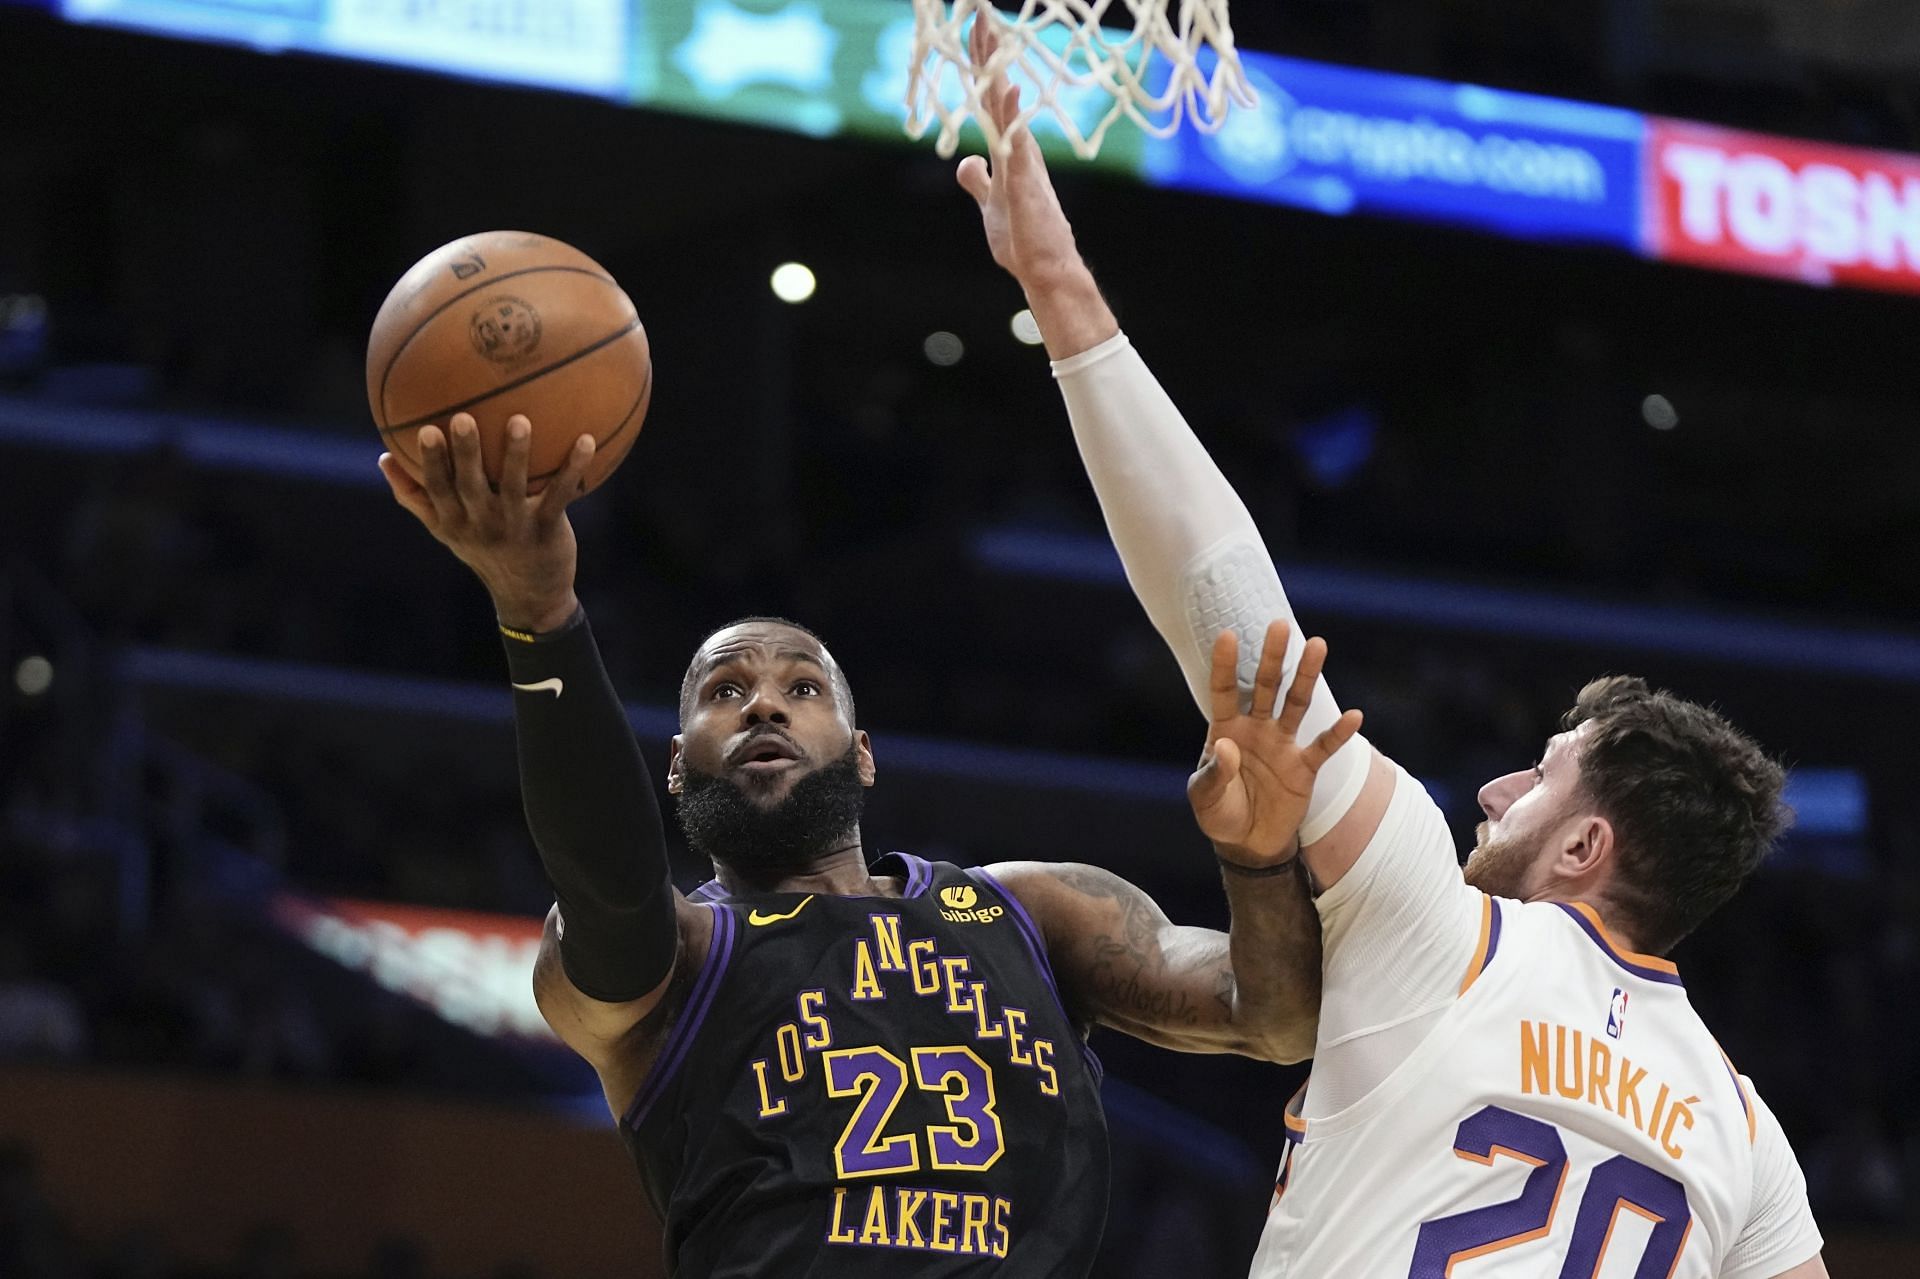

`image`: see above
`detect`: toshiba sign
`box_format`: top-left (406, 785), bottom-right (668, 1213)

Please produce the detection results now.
top-left (1647, 119), bottom-right (1920, 295)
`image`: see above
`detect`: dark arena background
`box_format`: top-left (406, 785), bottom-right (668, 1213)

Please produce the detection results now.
top-left (2, 1), bottom-right (1917, 1276)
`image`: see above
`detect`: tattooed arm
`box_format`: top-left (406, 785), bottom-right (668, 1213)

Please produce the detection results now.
top-left (987, 858), bottom-right (1321, 1063)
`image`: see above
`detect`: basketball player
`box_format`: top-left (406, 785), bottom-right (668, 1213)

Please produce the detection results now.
top-left (955, 37), bottom-right (1826, 1276)
top-left (376, 415), bottom-right (1358, 1273)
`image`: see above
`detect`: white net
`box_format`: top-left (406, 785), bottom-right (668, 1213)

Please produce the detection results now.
top-left (906, 0), bottom-right (1257, 160)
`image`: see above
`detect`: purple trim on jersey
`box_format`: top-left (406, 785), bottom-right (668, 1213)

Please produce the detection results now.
top-left (623, 903), bottom-right (738, 1129)
top-left (896, 852), bottom-right (933, 898)
top-left (1719, 1052), bottom-right (1753, 1130)
top-left (1553, 902), bottom-right (1685, 987)
top-left (1484, 897), bottom-right (1504, 971)
top-left (968, 866), bottom-right (1104, 1086)
top-left (690, 880), bottom-right (728, 903)
top-left (1080, 1038), bottom-right (1105, 1087)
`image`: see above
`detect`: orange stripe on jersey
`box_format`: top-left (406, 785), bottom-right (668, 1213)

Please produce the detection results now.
top-left (1714, 1041), bottom-right (1757, 1144)
top-left (1282, 1081), bottom-right (1309, 1142)
top-left (1568, 902), bottom-right (1679, 975)
top-left (1662, 1215), bottom-right (1695, 1279)
top-left (1459, 896), bottom-right (1495, 995)
top-left (1273, 1082), bottom-right (1309, 1207)
top-left (1455, 1142), bottom-right (1547, 1170)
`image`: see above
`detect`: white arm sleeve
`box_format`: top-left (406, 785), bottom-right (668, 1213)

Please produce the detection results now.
top-left (1052, 332), bottom-right (1368, 843)
top-left (1304, 765), bottom-right (1483, 1115)
top-left (1722, 1083), bottom-right (1823, 1279)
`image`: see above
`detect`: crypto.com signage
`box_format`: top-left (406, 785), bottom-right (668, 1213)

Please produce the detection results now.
top-left (36, 0), bottom-right (1920, 299)
top-left (1646, 118), bottom-right (1920, 296)
top-left (1143, 51), bottom-right (1647, 251)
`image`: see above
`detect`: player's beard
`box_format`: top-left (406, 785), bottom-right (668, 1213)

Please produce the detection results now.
top-left (1462, 821), bottom-right (1540, 899)
top-left (675, 742), bottom-right (867, 874)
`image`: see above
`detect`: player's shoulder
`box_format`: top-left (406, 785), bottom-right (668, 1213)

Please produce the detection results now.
top-left (973, 859), bottom-right (1054, 896)
top-left (976, 860), bottom-right (1133, 913)
top-left (969, 860), bottom-right (1155, 954)
top-left (1514, 898), bottom-right (1694, 991)
top-left (1313, 757), bottom-right (1461, 905)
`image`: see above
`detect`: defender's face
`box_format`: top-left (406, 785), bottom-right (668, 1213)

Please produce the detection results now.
top-left (672, 623), bottom-right (869, 805)
top-left (1464, 724), bottom-right (1592, 896)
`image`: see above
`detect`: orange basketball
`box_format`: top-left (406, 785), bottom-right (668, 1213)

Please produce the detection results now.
top-left (366, 231), bottom-right (650, 495)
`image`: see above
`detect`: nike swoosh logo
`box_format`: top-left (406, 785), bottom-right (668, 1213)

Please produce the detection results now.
top-left (512, 678), bottom-right (564, 698)
top-left (748, 895), bottom-right (815, 927)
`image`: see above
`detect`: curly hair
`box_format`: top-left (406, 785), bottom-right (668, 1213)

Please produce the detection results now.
top-left (1563, 676), bottom-right (1789, 954)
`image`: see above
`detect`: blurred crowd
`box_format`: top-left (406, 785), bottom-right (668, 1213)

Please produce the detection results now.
top-left (4, 3), bottom-right (1920, 1268)
top-left (3, 437), bottom-right (1918, 1248)
top-left (0, 1137), bottom-right (531, 1279)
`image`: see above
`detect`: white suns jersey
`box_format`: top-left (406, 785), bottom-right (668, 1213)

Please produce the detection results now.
top-left (1251, 773), bottom-right (1821, 1279)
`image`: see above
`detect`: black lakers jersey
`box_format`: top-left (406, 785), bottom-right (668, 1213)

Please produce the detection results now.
top-left (621, 853), bottom-right (1110, 1276)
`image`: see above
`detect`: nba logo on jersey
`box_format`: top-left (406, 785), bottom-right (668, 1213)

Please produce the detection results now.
top-left (1605, 987), bottom-right (1629, 1039)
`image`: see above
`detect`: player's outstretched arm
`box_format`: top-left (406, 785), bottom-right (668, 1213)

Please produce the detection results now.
top-left (987, 624), bottom-right (1360, 1063)
top-left (379, 416), bottom-right (698, 1086)
top-left (958, 17), bottom-right (1390, 889)
top-left (954, 13), bottom-right (1117, 361)
top-left (989, 858), bottom-right (1318, 1063)
top-left (1186, 621), bottom-right (1367, 881)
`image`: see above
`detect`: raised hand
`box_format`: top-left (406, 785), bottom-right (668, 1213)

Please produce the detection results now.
top-left (1188, 621), bottom-right (1366, 867)
top-left (377, 412), bottom-right (595, 633)
top-left (953, 11), bottom-right (1084, 293)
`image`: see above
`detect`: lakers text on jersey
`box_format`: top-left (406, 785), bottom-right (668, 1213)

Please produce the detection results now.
top-left (622, 854), bottom-right (1110, 1277)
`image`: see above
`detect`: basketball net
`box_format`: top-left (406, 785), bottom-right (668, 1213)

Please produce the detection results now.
top-left (905, 0), bottom-right (1257, 160)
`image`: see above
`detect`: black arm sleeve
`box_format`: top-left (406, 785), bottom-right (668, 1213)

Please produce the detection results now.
top-left (502, 607), bottom-right (678, 1003)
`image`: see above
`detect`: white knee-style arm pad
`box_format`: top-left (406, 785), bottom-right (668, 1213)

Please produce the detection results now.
top-left (1054, 333), bottom-right (1369, 844)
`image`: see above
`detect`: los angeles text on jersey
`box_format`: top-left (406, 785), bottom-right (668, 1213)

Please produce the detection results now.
top-left (748, 909), bottom-right (1065, 1259)
top-left (1518, 1018), bottom-right (1702, 1159)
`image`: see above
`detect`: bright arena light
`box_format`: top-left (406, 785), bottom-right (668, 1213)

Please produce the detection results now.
top-left (923, 331), bottom-right (965, 366)
top-left (1010, 309), bottom-right (1044, 346)
top-left (769, 262), bottom-right (816, 304)
top-left (1642, 394), bottom-right (1679, 431)
top-left (14, 655), bottom-right (52, 697)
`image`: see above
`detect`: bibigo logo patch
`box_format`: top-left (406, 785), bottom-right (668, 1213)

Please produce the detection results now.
top-left (939, 884), bottom-right (1004, 924)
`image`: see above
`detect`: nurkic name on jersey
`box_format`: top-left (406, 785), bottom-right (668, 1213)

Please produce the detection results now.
top-left (1252, 769), bottom-right (1820, 1279)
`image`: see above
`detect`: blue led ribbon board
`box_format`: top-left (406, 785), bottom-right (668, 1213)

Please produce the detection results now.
top-left (1142, 51), bottom-right (1646, 250)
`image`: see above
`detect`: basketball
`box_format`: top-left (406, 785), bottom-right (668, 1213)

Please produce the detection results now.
top-left (366, 231), bottom-right (651, 495)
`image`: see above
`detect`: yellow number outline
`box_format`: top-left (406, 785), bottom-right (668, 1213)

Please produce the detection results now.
top-left (912, 1045), bottom-right (1005, 1172)
top-left (824, 1046), bottom-right (921, 1179)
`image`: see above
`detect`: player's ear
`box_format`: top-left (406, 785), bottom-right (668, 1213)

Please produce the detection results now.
top-left (666, 735), bottom-right (686, 795)
top-left (854, 730), bottom-right (877, 788)
top-left (1564, 814), bottom-right (1613, 877)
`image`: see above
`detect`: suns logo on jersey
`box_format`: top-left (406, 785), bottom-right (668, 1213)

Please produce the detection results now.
top-left (940, 885), bottom-right (1006, 925)
top-left (1606, 987), bottom-right (1629, 1040)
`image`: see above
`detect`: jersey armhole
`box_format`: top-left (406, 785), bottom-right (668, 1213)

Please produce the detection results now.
top-left (621, 903), bottom-right (739, 1130)
top-left (967, 867), bottom-right (1104, 1087)
top-left (1714, 1040), bottom-right (1758, 1145)
top-left (1312, 764), bottom-right (1489, 1012)
top-left (1456, 895), bottom-right (1505, 996)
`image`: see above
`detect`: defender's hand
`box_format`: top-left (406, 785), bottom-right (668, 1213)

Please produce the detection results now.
top-left (377, 413), bottom-right (594, 633)
top-left (954, 14), bottom-right (1085, 292)
top-left (1188, 621), bottom-right (1365, 866)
